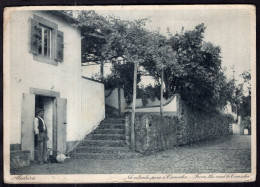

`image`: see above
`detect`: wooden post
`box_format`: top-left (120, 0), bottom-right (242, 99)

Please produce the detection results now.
top-left (100, 60), bottom-right (104, 81)
top-left (160, 67), bottom-right (164, 117)
top-left (118, 88), bottom-right (121, 116)
top-left (131, 61), bottom-right (138, 152)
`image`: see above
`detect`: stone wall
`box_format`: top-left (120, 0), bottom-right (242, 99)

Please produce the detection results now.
top-left (180, 112), bottom-right (232, 145)
top-left (10, 150), bottom-right (31, 169)
top-left (125, 113), bottom-right (179, 154)
top-left (125, 110), bottom-right (232, 154)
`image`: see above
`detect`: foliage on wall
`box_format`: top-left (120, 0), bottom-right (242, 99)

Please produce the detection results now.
top-left (125, 110), bottom-right (232, 154)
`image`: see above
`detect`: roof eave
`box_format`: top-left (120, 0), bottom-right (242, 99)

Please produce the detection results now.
top-left (43, 10), bottom-right (106, 39)
top-left (44, 10), bottom-right (80, 25)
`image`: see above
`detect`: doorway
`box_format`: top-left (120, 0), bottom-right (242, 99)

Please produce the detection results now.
top-left (21, 89), bottom-right (67, 161)
top-left (35, 95), bottom-right (55, 156)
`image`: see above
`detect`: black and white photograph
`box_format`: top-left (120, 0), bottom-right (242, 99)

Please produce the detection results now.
top-left (3, 5), bottom-right (256, 183)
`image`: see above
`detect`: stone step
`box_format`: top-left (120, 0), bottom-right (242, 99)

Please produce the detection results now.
top-left (81, 139), bottom-right (126, 147)
top-left (70, 117), bottom-right (129, 159)
top-left (99, 123), bottom-right (125, 129)
top-left (93, 128), bottom-right (125, 134)
top-left (74, 146), bottom-right (131, 154)
top-left (71, 152), bottom-right (142, 159)
top-left (102, 118), bottom-right (125, 124)
top-left (90, 134), bottom-right (125, 140)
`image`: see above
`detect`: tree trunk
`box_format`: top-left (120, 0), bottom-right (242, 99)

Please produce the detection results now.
top-left (131, 61), bottom-right (138, 152)
top-left (160, 68), bottom-right (164, 117)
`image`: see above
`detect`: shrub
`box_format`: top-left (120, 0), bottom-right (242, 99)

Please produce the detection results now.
top-left (241, 116), bottom-right (251, 129)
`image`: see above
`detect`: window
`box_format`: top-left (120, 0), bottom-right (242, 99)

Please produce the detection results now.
top-left (31, 15), bottom-right (64, 65)
top-left (37, 25), bottom-right (52, 57)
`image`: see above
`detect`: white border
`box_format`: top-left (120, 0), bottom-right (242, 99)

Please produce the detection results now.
top-left (3, 5), bottom-right (256, 183)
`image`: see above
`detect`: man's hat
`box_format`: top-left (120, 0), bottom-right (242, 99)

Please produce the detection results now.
top-left (36, 108), bottom-right (44, 114)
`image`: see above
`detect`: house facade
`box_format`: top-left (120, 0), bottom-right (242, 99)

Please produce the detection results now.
top-left (5, 10), bottom-right (105, 160)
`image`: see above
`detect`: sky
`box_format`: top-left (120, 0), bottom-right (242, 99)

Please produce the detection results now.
top-left (95, 6), bottom-right (255, 85)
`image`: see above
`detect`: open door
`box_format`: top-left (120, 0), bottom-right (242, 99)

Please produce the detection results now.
top-left (56, 98), bottom-right (67, 155)
top-left (21, 93), bottom-right (35, 160)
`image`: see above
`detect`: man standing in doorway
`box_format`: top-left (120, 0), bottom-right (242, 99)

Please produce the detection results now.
top-left (34, 108), bottom-right (49, 164)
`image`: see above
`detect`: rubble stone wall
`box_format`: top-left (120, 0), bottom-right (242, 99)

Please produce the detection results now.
top-left (125, 111), bottom-right (232, 154)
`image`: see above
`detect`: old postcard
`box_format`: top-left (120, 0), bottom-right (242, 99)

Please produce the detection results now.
top-left (3, 5), bottom-right (256, 183)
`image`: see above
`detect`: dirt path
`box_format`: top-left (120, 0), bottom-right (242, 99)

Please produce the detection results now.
top-left (11, 135), bottom-right (251, 174)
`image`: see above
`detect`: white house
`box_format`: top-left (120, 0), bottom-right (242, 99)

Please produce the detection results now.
top-left (5, 10), bottom-right (105, 160)
top-left (223, 101), bottom-right (238, 120)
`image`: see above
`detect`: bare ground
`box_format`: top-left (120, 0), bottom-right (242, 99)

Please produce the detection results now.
top-left (10, 134), bottom-right (251, 174)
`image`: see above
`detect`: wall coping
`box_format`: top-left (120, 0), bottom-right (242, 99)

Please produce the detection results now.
top-left (81, 76), bottom-right (104, 84)
top-left (125, 94), bottom-right (180, 109)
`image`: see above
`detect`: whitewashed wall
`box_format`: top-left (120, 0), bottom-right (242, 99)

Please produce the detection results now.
top-left (80, 78), bottom-right (105, 140)
top-left (127, 97), bottom-right (168, 108)
top-left (81, 62), bottom-right (112, 79)
top-left (105, 89), bottom-right (119, 109)
top-left (105, 88), bottom-right (125, 113)
top-left (6, 10), bottom-right (104, 145)
top-left (81, 64), bottom-right (101, 79)
top-left (125, 94), bottom-right (180, 115)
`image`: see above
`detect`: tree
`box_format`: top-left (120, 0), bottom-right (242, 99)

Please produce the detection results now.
top-left (239, 70), bottom-right (251, 118)
top-left (226, 69), bottom-right (251, 119)
top-left (76, 10), bottom-right (110, 80)
top-left (76, 10), bottom-right (153, 109)
top-left (104, 62), bottom-right (141, 104)
top-left (76, 11), bottom-right (232, 114)
top-left (138, 32), bottom-right (177, 115)
top-left (164, 24), bottom-right (228, 112)
top-left (147, 35), bottom-right (177, 116)
top-left (241, 70), bottom-right (251, 96)
top-left (137, 84), bottom-right (161, 106)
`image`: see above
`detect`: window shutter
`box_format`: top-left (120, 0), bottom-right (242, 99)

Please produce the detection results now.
top-left (30, 19), bottom-right (41, 54)
top-left (56, 30), bottom-right (64, 62)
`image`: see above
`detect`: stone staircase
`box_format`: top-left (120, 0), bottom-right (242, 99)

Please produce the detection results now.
top-left (70, 117), bottom-right (142, 159)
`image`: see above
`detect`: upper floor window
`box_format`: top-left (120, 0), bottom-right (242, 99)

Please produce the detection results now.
top-left (30, 14), bottom-right (64, 66)
top-left (37, 25), bottom-right (52, 57)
